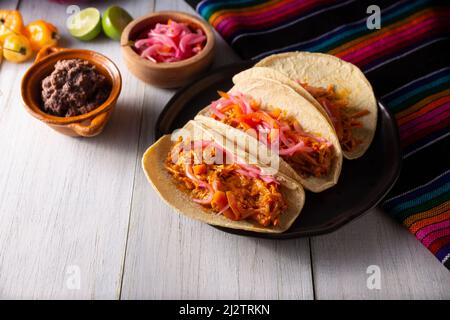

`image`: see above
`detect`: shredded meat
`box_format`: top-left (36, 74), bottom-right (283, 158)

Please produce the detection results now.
top-left (165, 139), bottom-right (287, 227)
top-left (284, 137), bottom-right (334, 178)
top-left (301, 83), bottom-right (370, 152)
top-left (211, 93), bottom-right (335, 179)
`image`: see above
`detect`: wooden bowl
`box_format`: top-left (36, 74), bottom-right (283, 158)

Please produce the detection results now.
top-left (21, 46), bottom-right (122, 137)
top-left (120, 11), bottom-right (215, 88)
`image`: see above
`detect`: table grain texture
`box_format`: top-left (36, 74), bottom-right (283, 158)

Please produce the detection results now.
top-left (0, 0), bottom-right (448, 300)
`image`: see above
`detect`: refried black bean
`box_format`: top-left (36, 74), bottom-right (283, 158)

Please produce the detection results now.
top-left (41, 59), bottom-right (111, 117)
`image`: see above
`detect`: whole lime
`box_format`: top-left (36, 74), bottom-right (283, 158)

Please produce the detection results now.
top-left (102, 6), bottom-right (133, 41)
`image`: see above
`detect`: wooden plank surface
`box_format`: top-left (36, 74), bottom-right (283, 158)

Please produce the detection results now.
top-left (0, 0), bottom-right (152, 299)
top-left (311, 208), bottom-right (450, 299)
top-left (119, 0), bottom-right (314, 300)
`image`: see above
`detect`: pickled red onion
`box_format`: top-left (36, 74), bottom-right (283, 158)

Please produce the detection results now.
top-left (229, 93), bottom-right (251, 114)
top-left (238, 164), bottom-right (279, 185)
top-left (215, 99), bottom-right (233, 111)
top-left (134, 20), bottom-right (206, 63)
top-left (186, 165), bottom-right (214, 204)
top-left (209, 101), bottom-right (226, 120)
top-left (238, 163), bottom-right (261, 175)
top-left (279, 130), bottom-right (294, 147)
top-left (279, 141), bottom-right (313, 156)
top-left (259, 175), bottom-right (280, 185)
top-left (216, 204), bottom-right (230, 216)
top-left (192, 185), bottom-right (214, 204)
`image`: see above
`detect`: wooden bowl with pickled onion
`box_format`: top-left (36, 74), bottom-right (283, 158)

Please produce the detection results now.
top-left (120, 11), bottom-right (215, 88)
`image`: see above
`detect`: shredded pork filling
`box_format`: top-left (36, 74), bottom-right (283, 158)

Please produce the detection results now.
top-left (210, 91), bottom-right (335, 179)
top-left (165, 139), bottom-right (287, 227)
top-left (301, 83), bottom-right (370, 152)
top-left (284, 141), bottom-right (334, 178)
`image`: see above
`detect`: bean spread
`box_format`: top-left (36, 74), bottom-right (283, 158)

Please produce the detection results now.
top-left (41, 59), bottom-right (111, 117)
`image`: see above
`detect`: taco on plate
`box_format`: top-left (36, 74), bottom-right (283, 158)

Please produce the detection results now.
top-left (195, 77), bottom-right (343, 192)
top-left (255, 51), bottom-right (377, 159)
top-left (142, 120), bottom-right (305, 233)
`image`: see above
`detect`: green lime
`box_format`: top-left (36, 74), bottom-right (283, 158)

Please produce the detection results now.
top-left (67, 7), bottom-right (102, 41)
top-left (102, 6), bottom-right (133, 41)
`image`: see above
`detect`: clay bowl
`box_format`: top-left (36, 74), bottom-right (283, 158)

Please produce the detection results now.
top-left (121, 11), bottom-right (215, 88)
top-left (21, 46), bottom-right (122, 137)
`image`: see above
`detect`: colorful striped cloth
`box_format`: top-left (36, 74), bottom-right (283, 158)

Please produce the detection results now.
top-left (186, 0), bottom-right (450, 269)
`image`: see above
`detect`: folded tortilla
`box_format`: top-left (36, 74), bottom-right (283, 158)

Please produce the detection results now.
top-left (142, 120), bottom-right (305, 233)
top-left (233, 66), bottom-right (329, 120)
top-left (255, 51), bottom-right (377, 159)
top-left (195, 78), bottom-right (343, 192)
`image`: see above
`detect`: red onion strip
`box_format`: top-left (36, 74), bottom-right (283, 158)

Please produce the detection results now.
top-left (135, 20), bottom-right (206, 63)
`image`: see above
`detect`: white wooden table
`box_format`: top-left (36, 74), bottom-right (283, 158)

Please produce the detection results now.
top-left (0, 0), bottom-right (448, 300)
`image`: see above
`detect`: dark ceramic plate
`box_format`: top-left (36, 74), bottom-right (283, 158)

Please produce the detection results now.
top-left (156, 61), bottom-right (402, 239)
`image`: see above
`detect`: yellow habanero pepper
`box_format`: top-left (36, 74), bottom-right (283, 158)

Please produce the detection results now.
top-left (24, 20), bottom-right (59, 52)
top-left (3, 33), bottom-right (32, 63)
top-left (0, 10), bottom-right (24, 43)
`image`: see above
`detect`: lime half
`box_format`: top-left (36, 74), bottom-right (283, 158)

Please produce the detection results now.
top-left (102, 6), bottom-right (133, 41)
top-left (67, 7), bottom-right (102, 41)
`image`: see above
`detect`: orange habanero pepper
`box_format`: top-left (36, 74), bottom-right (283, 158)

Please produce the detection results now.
top-left (24, 20), bottom-right (59, 52)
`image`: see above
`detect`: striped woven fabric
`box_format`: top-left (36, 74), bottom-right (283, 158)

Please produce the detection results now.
top-left (186, 0), bottom-right (450, 269)
top-left (384, 171), bottom-right (450, 267)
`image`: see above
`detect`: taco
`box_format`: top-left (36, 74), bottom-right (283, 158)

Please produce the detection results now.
top-left (195, 77), bottom-right (343, 193)
top-left (255, 51), bottom-right (377, 159)
top-left (142, 120), bottom-right (305, 233)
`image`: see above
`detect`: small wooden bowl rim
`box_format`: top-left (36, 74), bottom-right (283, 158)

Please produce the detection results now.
top-left (21, 48), bottom-right (122, 125)
top-left (120, 11), bottom-right (215, 70)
